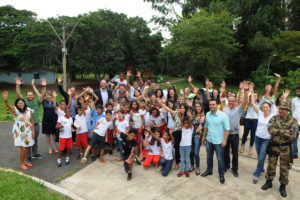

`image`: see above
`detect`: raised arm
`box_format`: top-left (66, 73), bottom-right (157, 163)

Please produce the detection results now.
top-left (57, 76), bottom-right (69, 101)
top-left (126, 71), bottom-right (132, 89)
top-left (2, 91), bottom-right (15, 113)
top-left (31, 79), bottom-right (41, 97)
top-left (136, 71), bottom-right (144, 88)
top-left (188, 76), bottom-right (197, 91)
top-left (15, 76), bottom-right (23, 98)
top-left (38, 78), bottom-right (47, 103)
top-left (67, 89), bottom-right (72, 108)
top-left (157, 98), bottom-right (175, 115)
top-left (52, 90), bottom-right (58, 111)
top-left (273, 73), bottom-right (281, 96)
top-left (241, 90), bottom-right (249, 110)
top-left (249, 85), bottom-right (259, 113)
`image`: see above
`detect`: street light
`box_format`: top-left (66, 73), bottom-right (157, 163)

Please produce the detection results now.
top-left (47, 16), bottom-right (84, 90)
top-left (266, 53), bottom-right (277, 76)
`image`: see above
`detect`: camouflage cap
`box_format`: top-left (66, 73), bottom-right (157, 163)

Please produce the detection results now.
top-left (279, 102), bottom-right (290, 110)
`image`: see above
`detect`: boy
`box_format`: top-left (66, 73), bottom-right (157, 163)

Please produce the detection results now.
top-left (81, 110), bottom-right (113, 163)
top-left (74, 106), bottom-right (88, 159)
top-left (115, 72), bottom-right (127, 87)
top-left (56, 107), bottom-right (74, 167)
top-left (114, 110), bottom-right (130, 162)
top-left (115, 128), bottom-right (138, 181)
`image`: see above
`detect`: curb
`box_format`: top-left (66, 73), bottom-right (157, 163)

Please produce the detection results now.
top-left (0, 168), bottom-right (84, 200)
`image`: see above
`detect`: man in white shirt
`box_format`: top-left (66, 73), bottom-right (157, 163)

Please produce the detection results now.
top-left (163, 81), bottom-right (172, 99)
top-left (94, 79), bottom-right (113, 106)
top-left (291, 85), bottom-right (300, 159)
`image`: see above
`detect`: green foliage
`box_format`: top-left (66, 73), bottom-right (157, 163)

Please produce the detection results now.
top-left (165, 9), bottom-right (239, 83)
top-left (284, 68), bottom-right (300, 94)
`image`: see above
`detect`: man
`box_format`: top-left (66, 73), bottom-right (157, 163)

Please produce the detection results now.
top-left (16, 77), bottom-right (46, 163)
top-left (261, 102), bottom-right (298, 197)
top-left (163, 81), bottom-right (172, 99)
top-left (222, 88), bottom-right (248, 177)
top-left (94, 79), bottom-right (113, 106)
top-left (201, 99), bottom-right (230, 184)
top-left (57, 76), bottom-right (76, 118)
top-left (291, 85), bottom-right (300, 159)
top-left (188, 76), bottom-right (213, 114)
top-left (147, 82), bottom-right (157, 97)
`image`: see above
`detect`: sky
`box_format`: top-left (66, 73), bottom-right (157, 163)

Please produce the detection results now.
top-left (0, 0), bottom-right (172, 38)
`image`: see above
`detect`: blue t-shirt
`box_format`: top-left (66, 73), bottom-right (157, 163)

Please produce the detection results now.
top-left (204, 110), bottom-right (230, 144)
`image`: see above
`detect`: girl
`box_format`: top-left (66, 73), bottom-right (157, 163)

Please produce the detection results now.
top-left (3, 91), bottom-right (35, 170)
top-left (190, 102), bottom-right (205, 175)
top-left (137, 128), bottom-right (152, 162)
top-left (178, 114), bottom-right (193, 177)
top-left (143, 128), bottom-right (161, 169)
top-left (250, 85), bottom-right (276, 184)
top-left (240, 91), bottom-right (259, 155)
top-left (155, 88), bottom-right (165, 102)
top-left (150, 106), bottom-right (166, 135)
top-left (130, 100), bottom-right (144, 153)
top-left (160, 129), bottom-right (175, 176)
top-left (167, 88), bottom-right (178, 103)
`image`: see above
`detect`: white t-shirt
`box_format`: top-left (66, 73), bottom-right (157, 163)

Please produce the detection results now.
top-left (149, 141), bottom-right (161, 155)
top-left (144, 111), bottom-right (151, 127)
top-left (55, 107), bottom-right (65, 118)
top-left (150, 115), bottom-right (164, 126)
top-left (161, 138), bottom-right (173, 160)
top-left (115, 78), bottom-right (127, 86)
top-left (57, 116), bottom-right (73, 139)
top-left (93, 117), bottom-right (113, 137)
top-left (255, 111), bottom-right (274, 139)
top-left (132, 111), bottom-right (142, 129)
top-left (115, 119), bottom-right (129, 133)
top-left (167, 112), bottom-right (175, 129)
top-left (143, 135), bottom-right (152, 150)
top-left (180, 126), bottom-right (194, 146)
top-left (85, 107), bottom-right (92, 130)
top-left (124, 113), bottom-right (131, 123)
top-left (74, 114), bottom-right (88, 134)
top-left (130, 86), bottom-right (142, 99)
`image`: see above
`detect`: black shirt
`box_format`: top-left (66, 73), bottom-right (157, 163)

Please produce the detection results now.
top-left (121, 133), bottom-right (137, 155)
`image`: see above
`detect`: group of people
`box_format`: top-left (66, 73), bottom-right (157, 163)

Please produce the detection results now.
top-left (2, 71), bottom-right (300, 197)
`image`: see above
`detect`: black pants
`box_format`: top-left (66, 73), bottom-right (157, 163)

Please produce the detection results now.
top-left (224, 134), bottom-right (239, 172)
top-left (173, 130), bottom-right (182, 164)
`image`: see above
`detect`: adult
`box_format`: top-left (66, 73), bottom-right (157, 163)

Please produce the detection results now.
top-left (261, 102), bottom-right (298, 197)
top-left (222, 87), bottom-right (247, 177)
top-left (201, 99), bottom-right (230, 184)
top-left (163, 81), bottom-right (172, 99)
top-left (147, 82), bottom-right (158, 97)
top-left (32, 79), bottom-right (58, 154)
top-left (250, 85), bottom-right (277, 184)
top-left (3, 91), bottom-right (35, 170)
top-left (94, 79), bottom-right (113, 106)
top-left (188, 76), bottom-right (213, 114)
top-left (16, 77), bottom-right (45, 163)
top-left (291, 85), bottom-right (300, 159)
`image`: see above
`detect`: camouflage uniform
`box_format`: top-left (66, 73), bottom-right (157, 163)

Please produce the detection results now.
top-left (266, 103), bottom-right (298, 185)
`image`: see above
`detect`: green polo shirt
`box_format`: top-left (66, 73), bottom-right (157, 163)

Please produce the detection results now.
top-left (25, 99), bottom-right (41, 124)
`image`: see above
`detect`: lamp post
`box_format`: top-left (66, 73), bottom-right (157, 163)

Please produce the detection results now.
top-left (266, 54), bottom-right (277, 76)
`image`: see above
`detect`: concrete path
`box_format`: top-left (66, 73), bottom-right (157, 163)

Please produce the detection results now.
top-left (58, 148), bottom-right (300, 200)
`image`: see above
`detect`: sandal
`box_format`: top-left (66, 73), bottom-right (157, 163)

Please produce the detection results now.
top-left (189, 168), bottom-right (194, 172)
top-left (25, 163), bottom-right (33, 167)
top-left (240, 146), bottom-right (244, 153)
top-left (196, 170), bottom-right (200, 176)
top-left (21, 165), bottom-right (28, 170)
top-left (174, 164), bottom-right (179, 170)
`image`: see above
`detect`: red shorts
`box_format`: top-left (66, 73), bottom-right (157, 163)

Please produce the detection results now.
top-left (59, 137), bottom-right (73, 151)
top-left (76, 132), bottom-right (88, 148)
top-left (107, 129), bottom-right (114, 144)
top-left (142, 149), bottom-right (149, 157)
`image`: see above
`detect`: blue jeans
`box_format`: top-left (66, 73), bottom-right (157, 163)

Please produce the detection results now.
top-left (118, 139), bottom-right (124, 159)
top-left (160, 157), bottom-right (173, 176)
top-left (253, 136), bottom-right (269, 178)
top-left (206, 141), bottom-right (225, 176)
top-left (241, 119), bottom-right (258, 147)
top-left (190, 135), bottom-right (202, 170)
top-left (179, 145), bottom-right (191, 172)
top-left (292, 126), bottom-right (300, 156)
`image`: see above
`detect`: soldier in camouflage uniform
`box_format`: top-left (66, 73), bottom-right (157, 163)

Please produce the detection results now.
top-left (261, 102), bottom-right (298, 197)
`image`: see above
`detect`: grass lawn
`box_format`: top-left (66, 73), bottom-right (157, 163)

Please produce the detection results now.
top-left (0, 170), bottom-right (69, 200)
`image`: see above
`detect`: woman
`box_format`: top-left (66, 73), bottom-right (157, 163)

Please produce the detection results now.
top-left (3, 91), bottom-right (35, 170)
top-left (189, 102), bottom-right (205, 175)
top-left (167, 88), bottom-right (178, 103)
top-left (41, 91), bottom-right (58, 153)
top-left (250, 85), bottom-right (276, 184)
top-left (240, 91), bottom-right (259, 155)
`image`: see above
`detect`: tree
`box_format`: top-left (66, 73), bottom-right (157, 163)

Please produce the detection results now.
top-left (166, 10), bottom-right (239, 83)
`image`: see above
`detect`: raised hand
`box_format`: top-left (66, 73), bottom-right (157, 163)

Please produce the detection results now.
top-left (40, 78), bottom-right (47, 86)
top-left (156, 97), bottom-right (162, 105)
top-left (67, 89), bottom-right (71, 96)
top-left (274, 73), bottom-right (281, 78)
top-left (127, 70), bottom-right (131, 77)
top-left (15, 77), bottom-right (23, 85)
top-left (57, 76), bottom-right (63, 84)
top-left (188, 75), bottom-right (192, 83)
top-left (31, 79), bottom-right (35, 86)
top-left (179, 89), bottom-right (184, 95)
top-left (283, 89), bottom-right (290, 98)
top-left (248, 84), bottom-right (254, 93)
top-left (221, 80), bottom-right (226, 88)
top-left (136, 71), bottom-right (141, 77)
top-left (110, 82), bottom-right (115, 88)
top-left (193, 88), bottom-right (199, 94)
top-left (52, 90), bottom-right (57, 98)
top-left (2, 91), bottom-right (8, 101)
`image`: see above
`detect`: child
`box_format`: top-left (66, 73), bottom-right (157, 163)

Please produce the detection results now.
top-left (160, 129), bottom-right (175, 177)
top-left (143, 128), bottom-right (161, 169)
top-left (177, 115), bottom-right (193, 177)
top-left (56, 107), bottom-right (74, 167)
top-left (137, 128), bottom-right (152, 162)
top-left (115, 72), bottom-right (127, 87)
top-left (150, 107), bottom-right (166, 136)
top-left (74, 106), bottom-right (88, 159)
top-left (81, 110), bottom-right (113, 163)
top-left (115, 128), bottom-right (138, 181)
top-left (53, 90), bottom-right (71, 118)
top-left (105, 103), bottom-right (115, 154)
top-left (114, 110), bottom-right (129, 162)
top-left (130, 100), bottom-right (144, 153)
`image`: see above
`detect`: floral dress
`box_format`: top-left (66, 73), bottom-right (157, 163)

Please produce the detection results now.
top-left (12, 107), bottom-right (34, 147)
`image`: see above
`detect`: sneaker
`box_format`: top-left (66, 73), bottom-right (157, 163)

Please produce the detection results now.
top-left (115, 158), bottom-right (123, 162)
top-left (81, 157), bottom-right (87, 164)
top-left (65, 160), bottom-right (70, 165)
top-left (253, 176), bottom-right (259, 184)
top-left (91, 155), bottom-right (96, 161)
top-left (27, 158), bottom-right (32, 164)
top-left (32, 154), bottom-right (43, 159)
top-left (177, 172), bottom-right (185, 177)
top-left (57, 162), bottom-right (62, 167)
top-left (109, 149), bottom-right (113, 155)
top-left (127, 173), bottom-right (132, 181)
top-left (185, 172), bottom-right (190, 177)
top-left (293, 155), bottom-right (298, 159)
